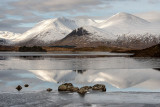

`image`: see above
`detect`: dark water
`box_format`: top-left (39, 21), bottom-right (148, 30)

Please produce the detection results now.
top-left (0, 52), bottom-right (160, 106)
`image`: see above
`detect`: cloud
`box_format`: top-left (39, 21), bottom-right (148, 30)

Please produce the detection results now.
top-left (0, 19), bottom-right (31, 33)
top-left (10, 0), bottom-right (105, 13)
top-left (148, 0), bottom-right (160, 4)
top-left (10, 0), bottom-right (138, 13)
top-left (0, 0), bottom-right (111, 33)
top-left (0, 0), bottom-right (159, 33)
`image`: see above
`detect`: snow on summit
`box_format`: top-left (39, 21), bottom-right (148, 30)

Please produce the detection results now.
top-left (99, 12), bottom-right (150, 28)
top-left (98, 12), bottom-right (153, 35)
top-left (1, 12), bottom-right (160, 46)
top-left (18, 17), bottom-right (98, 44)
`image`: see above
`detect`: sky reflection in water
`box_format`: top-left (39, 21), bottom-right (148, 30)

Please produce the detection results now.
top-left (0, 52), bottom-right (160, 92)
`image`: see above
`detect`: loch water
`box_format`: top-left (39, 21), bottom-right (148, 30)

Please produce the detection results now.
top-left (0, 52), bottom-right (160, 106)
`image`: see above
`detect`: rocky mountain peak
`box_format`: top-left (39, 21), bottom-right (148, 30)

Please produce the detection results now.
top-left (67, 27), bottom-right (90, 37)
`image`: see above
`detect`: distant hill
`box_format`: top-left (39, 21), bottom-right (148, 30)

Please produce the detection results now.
top-left (133, 44), bottom-right (160, 57)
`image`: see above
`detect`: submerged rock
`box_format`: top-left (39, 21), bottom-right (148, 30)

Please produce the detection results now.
top-left (46, 88), bottom-right (52, 92)
top-left (92, 84), bottom-right (106, 92)
top-left (16, 85), bottom-right (22, 91)
top-left (24, 84), bottom-right (29, 87)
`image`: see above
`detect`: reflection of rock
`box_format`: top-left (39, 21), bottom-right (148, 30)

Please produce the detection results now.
top-left (92, 84), bottom-right (106, 92)
top-left (73, 70), bottom-right (86, 74)
top-left (16, 85), bottom-right (22, 91)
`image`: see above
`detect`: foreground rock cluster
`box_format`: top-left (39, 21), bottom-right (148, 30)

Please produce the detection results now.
top-left (58, 83), bottom-right (106, 95)
top-left (16, 83), bottom-right (106, 95)
top-left (16, 84), bottom-right (29, 91)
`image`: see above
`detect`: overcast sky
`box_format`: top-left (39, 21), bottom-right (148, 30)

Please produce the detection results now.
top-left (0, 0), bottom-right (160, 33)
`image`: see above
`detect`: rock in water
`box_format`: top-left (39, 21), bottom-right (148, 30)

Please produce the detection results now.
top-left (58, 83), bottom-right (74, 91)
top-left (24, 84), bottom-right (29, 87)
top-left (81, 86), bottom-right (92, 90)
top-left (63, 83), bottom-right (73, 86)
top-left (46, 88), bottom-right (52, 92)
top-left (70, 87), bottom-right (79, 92)
top-left (58, 84), bottom-right (68, 91)
top-left (78, 88), bottom-right (88, 95)
top-left (16, 85), bottom-right (22, 91)
top-left (92, 84), bottom-right (106, 92)
top-left (58, 83), bottom-right (80, 92)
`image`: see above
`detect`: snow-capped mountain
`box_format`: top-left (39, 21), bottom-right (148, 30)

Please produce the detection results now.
top-left (1, 12), bottom-right (160, 48)
top-left (98, 12), bottom-right (150, 35)
top-left (98, 12), bottom-right (160, 36)
top-left (16, 17), bottom-right (98, 46)
top-left (0, 31), bottom-right (21, 45)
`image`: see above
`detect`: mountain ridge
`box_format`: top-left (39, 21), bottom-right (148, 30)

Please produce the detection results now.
top-left (0, 12), bottom-right (160, 49)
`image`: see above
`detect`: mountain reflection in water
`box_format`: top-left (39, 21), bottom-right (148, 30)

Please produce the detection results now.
top-left (29, 68), bottom-right (160, 90)
top-left (0, 52), bottom-right (160, 92)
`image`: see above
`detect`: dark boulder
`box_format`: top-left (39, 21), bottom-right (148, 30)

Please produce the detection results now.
top-left (24, 84), bottom-right (29, 87)
top-left (82, 86), bottom-right (92, 90)
top-left (58, 84), bottom-right (67, 91)
top-left (63, 83), bottom-right (73, 86)
top-left (70, 87), bottom-right (79, 92)
top-left (58, 83), bottom-right (107, 94)
top-left (58, 83), bottom-right (74, 92)
top-left (46, 88), bottom-right (52, 92)
top-left (78, 87), bottom-right (88, 95)
top-left (92, 84), bottom-right (106, 92)
top-left (16, 85), bottom-right (22, 91)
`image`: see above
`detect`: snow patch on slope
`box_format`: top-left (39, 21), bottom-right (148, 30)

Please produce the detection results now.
top-left (18, 17), bottom-right (98, 43)
top-left (80, 26), bottom-right (116, 41)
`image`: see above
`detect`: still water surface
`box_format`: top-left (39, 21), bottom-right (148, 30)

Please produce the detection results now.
top-left (0, 52), bottom-right (160, 92)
